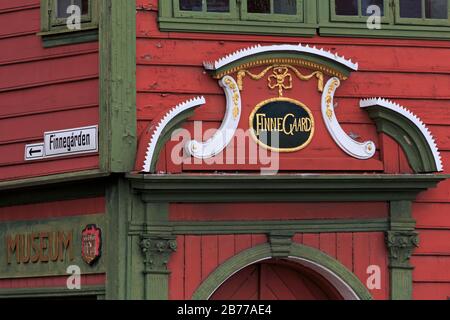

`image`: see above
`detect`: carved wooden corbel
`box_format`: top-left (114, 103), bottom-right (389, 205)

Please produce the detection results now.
top-left (140, 235), bottom-right (177, 274)
top-left (385, 231), bottom-right (419, 269)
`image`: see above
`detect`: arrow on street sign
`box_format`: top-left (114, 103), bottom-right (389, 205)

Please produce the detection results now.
top-left (25, 143), bottom-right (45, 161)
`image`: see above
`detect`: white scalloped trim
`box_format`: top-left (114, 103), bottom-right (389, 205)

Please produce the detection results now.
top-left (203, 44), bottom-right (358, 71)
top-left (360, 98), bottom-right (443, 172)
top-left (142, 96), bottom-right (206, 172)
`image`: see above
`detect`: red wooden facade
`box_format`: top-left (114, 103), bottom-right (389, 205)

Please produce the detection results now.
top-left (0, 0), bottom-right (448, 300)
top-left (0, 0), bottom-right (103, 296)
top-left (0, 0), bottom-right (100, 181)
top-left (135, 0), bottom-right (450, 300)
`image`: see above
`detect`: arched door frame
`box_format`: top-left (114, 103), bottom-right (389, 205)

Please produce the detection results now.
top-left (192, 243), bottom-right (372, 300)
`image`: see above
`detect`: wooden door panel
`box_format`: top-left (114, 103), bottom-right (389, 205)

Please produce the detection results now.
top-left (210, 265), bottom-right (259, 300)
top-left (211, 260), bottom-right (342, 300)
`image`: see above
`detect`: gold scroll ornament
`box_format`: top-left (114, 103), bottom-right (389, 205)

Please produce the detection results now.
top-left (237, 64), bottom-right (324, 97)
top-left (224, 77), bottom-right (240, 119)
top-left (324, 78), bottom-right (339, 120)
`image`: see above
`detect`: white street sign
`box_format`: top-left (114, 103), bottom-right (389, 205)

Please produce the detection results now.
top-left (44, 125), bottom-right (98, 158)
top-left (25, 143), bottom-right (45, 161)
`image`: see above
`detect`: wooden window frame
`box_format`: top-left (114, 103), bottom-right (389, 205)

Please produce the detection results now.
top-left (329, 0), bottom-right (391, 24)
top-left (161, 0), bottom-right (450, 39)
top-left (241, 0), bottom-right (304, 23)
top-left (319, 0), bottom-right (450, 39)
top-left (394, 0), bottom-right (450, 26)
top-left (174, 0), bottom-right (239, 20)
top-left (50, 0), bottom-right (96, 28)
top-left (159, 0), bottom-right (317, 37)
top-left (38, 0), bottom-right (99, 48)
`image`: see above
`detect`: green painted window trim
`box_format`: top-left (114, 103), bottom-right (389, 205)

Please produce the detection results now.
top-left (192, 243), bottom-right (372, 300)
top-left (160, 0), bottom-right (450, 39)
top-left (329, 0), bottom-right (391, 24)
top-left (240, 0), bottom-right (304, 23)
top-left (128, 173), bottom-right (446, 203)
top-left (38, 0), bottom-right (99, 48)
top-left (129, 218), bottom-right (389, 235)
top-left (158, 0), bottom-right (317, 37)
top-left (319, 0), bottom-right (450, 39)
top-left (174, 0), bottom-right (239, 19)
top-left (394, 0), bottom-right (450, 27)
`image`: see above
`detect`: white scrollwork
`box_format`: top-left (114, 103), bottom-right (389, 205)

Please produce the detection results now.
top-left (321, 77), bottom-right (376, 160)
top-left (186, 76), bottom-right (242, 159)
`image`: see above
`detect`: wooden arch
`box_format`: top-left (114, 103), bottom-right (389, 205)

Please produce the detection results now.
top-left (192, 243), bottom-right (372, 300)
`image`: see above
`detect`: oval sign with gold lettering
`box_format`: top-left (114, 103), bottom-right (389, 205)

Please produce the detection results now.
top-left (249, 98), bottom-right (315, 152)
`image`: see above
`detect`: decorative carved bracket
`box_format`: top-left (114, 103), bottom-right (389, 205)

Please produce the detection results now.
top-left (322, 77), bottom-right (376, 160)
top-left (140, 235), bottom-right (177, 274)
top-left (269, 232), bottom-right (294, 258)
top-left (385, 231), bottom-right (419, 269)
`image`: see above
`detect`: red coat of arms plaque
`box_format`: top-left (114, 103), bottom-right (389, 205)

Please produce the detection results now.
top-left (81, 224), bottom-right (102, 265)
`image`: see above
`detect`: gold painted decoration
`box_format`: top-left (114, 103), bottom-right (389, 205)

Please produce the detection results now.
top-left (237, 64), bottom-right (324, 97)
top-left (214, 58), bottom-right (347, 81)
top-left (325, 78), bottom-right (339, 120)
top-left (224, 77), bottom-right (240, 119)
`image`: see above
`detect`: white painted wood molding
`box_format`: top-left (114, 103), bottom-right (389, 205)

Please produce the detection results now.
top-left (203, 44), bottom-right (359, 71)
top-left (142, 96), bottom-right (206, 172)
top-left (321, 77), bottom-right (376, 160)
top-left (186, 76), bottom-right (242, 159)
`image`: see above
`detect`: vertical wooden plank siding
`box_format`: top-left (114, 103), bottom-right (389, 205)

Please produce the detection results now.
top-left (169, 233), bottom-right (389, 300)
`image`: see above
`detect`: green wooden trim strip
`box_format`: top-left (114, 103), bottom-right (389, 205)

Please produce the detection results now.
top-left (0, 175), bottom-right (108, 208)
top-left (319, 26), bottom-right (450, 40)
top-left (0, 170), bottom-right (109, 192)
top-left (128, 174), bottom-right (446, 203)
top-left (192, 243), bottom-right (372, 300)
top-left (105, 177), bottom-right (132, 300)
top-left (99, 0), bottom-right (137, 173)
top-left (174, 219), bottom-right (388, 233)
top-left (129, 219), bottom-right (389, 235)
top-left (158, 18), bottom-right (317, 37)
top-left (41, 28), bottom-right (98, 48)
top-left (389, 201), bottom-right (415, 231)
top-left (387, 200), bottom-right (416, 300)
top-left (389, 268), bottom-right (413, 300)
top-left (0, 285), bottom-right (105, 299)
